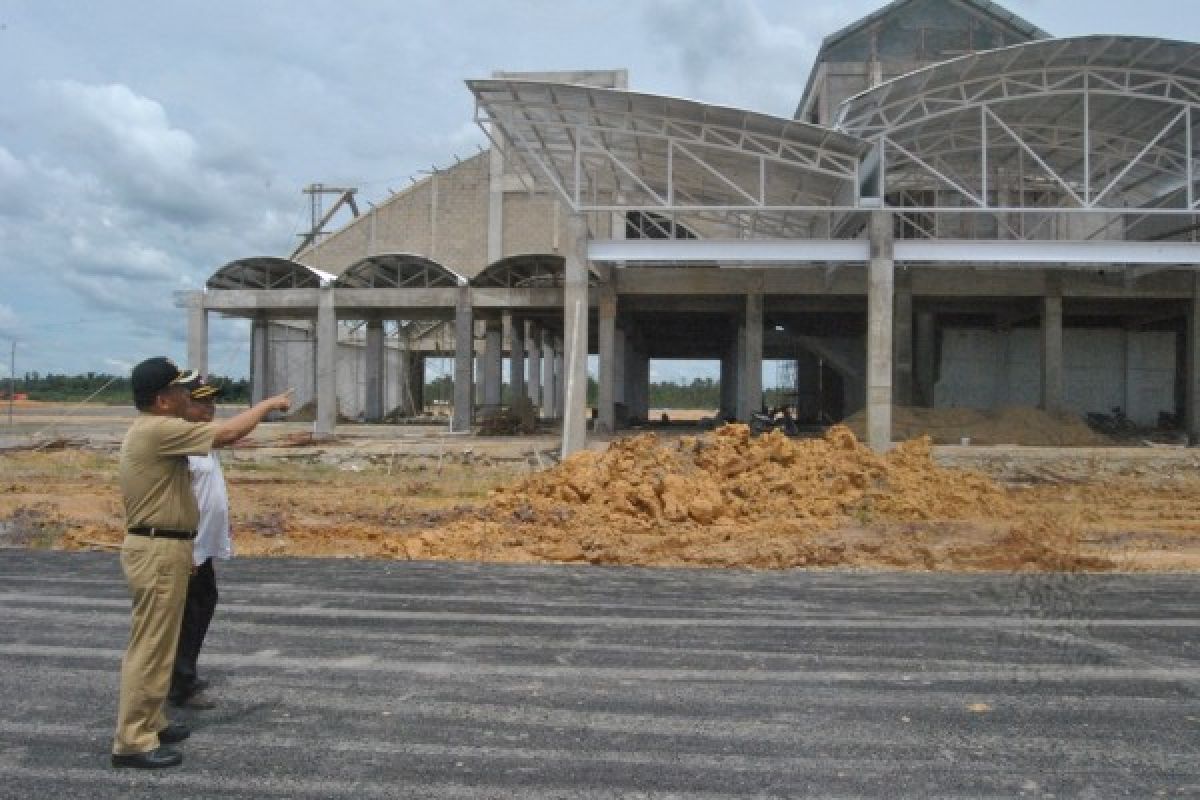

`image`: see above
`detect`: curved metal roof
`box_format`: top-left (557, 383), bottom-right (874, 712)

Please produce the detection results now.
top-left (470, 254), bottom-right (569, 288)
top-left (469, 79), bottom-right (870, 216)
top-left (836, 36), bottom-right (1200, 211)
top-left (838, 36), bottom-right (1200, 136)
top-left (333, 254), bottom-right (464, 289)
top-left (207, 257), bottom-right (333, 290)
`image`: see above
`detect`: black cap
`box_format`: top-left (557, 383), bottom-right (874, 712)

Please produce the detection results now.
top-left (179, 375), bottom-right (224, 401)
top-left (131, 357), bottom-right (196, 408)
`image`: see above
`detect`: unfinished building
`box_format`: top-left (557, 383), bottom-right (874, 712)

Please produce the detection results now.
top-left (179, 0), bottom-right (1200, 454)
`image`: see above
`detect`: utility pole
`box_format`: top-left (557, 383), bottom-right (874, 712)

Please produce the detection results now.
top-left (7, 340), bottom-right (14, 427)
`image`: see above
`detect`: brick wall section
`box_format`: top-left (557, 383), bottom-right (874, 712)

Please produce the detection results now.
top-left (503, 191), bottom-right (562, 257)
top-left (431, 153), bottom-right (489, 275)
top-left (299, 150), bottom-right (588, 278)
top-left (302, 153), bottom-right (490, 277)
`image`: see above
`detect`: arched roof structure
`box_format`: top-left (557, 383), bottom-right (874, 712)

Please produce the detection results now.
top-left (332, 254), bottom-right (464, 289)
top-left (470, 79), bottom-right (871, 237)
top-left (836, 36), bottom-right (1200, 213)
top-left (207, 257), bottom-right (333, 289)
top-left (470, 254), bottom-right (571, 288)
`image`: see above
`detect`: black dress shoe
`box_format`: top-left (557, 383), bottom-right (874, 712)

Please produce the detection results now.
top-left (192, 678), bottom-right (211, 693)
top-left (174, 692), bottom-right (216, 710)
top-left (158, 723), bottom-right (191, 744)
top-left (111, 746), bottom-right (183, 769)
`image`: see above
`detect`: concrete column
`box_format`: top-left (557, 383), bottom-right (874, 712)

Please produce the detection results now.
top-left (561, 213), bottom-right (590, 457)
top-left (452, 285), bottom-right (474, 432)
top-left (250, 316), bottom-right (270, 404)
top-left (541, 328), bottom-right (556, 418)
top-left (866, 210), bottom-right (894, 451)
top-left (554, 339), bottom-right (565, 420)
top-left (409, 354), bottom-right (425, 415)
top-left (482, 320), bottom-right (503, 412)
top-left (187, 304), bottom-right (208, 377)
top-left (893, 270), bottom-right (914, 407)
top-left (1041, 278), bottom-right (1064, 412)
top-left (614, 326), bottom-right (626, 406)
top-left (720, 345), bottom-right (737, 420)
top-left (526, 321), bottom-right (542, 410)
top-left (364, 318), bottom-right (385, 422)
top-left (315, 288), bottom-right (338, 436)
top-left (915, 310), bottom-right (936, 407)
top-left (739, 293), bottom-right (764, 420)
top-left (1187, 274), bottom-right (1200, 444)
top-left (628, 346), bottom-right (650, 420)
top-left (505, 311), bottom-right (524, 405)
top-left (596, 286), bottom-right (617, 434)
top-left (394, 339), bottom-right (410, 416)
top-left (734, 317), bottom-right (748, 419)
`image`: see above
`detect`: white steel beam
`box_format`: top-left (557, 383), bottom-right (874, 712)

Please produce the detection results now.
top-left (588, 238), bottom-right (1200, 265)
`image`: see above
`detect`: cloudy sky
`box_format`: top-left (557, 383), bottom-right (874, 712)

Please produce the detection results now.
top-left (1, 0), bottom-right (1198, 381)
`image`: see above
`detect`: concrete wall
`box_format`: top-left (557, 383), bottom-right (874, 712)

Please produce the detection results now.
top-left (263, 322), bottom-right (414, 420)
top-left (936, 326), bottom-right (1176, 425)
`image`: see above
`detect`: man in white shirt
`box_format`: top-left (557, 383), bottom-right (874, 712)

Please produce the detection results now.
top-left (169, 377), bottom-right (231, 710)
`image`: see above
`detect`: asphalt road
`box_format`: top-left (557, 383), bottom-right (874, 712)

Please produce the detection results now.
top-left (0, 551), bottom-right (1196, 798)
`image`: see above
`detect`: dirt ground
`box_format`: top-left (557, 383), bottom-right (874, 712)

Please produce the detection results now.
top-left (3, 402), bottom-right (1200, 572)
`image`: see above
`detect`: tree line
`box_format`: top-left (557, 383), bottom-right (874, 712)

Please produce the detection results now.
top-left (10, 372), bottom-right (787, 409)
top-left (11, 372), bottom-right (251, 404)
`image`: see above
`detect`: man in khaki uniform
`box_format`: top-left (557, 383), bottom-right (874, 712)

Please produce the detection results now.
top-left (112, 356), bottom-right (291, 769)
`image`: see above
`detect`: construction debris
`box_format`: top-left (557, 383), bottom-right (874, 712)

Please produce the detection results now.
top-left (406, 424), bottom-right (1111, 571)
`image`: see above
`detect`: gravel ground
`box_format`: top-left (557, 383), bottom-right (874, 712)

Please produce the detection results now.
top-left (0, 551), bottom-right (1197, 798)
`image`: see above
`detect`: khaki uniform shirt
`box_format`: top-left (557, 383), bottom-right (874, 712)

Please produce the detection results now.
top-left (119, 415), bottom-right (218, 531)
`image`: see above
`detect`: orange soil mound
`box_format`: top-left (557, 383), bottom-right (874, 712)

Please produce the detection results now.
top-left (407, 425), bottom-right (1107, 571)
top-left (843, 405), bottom-right (1111, 446)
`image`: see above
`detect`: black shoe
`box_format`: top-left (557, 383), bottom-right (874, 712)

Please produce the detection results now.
top-left (173, 692), bottom-right (216, 711)
top-left (158, 723), bottom-right (191, 744)
top-left (192, 678), bottom-right (211, 693)
top-left (111, 746), bottom-right (183, 769)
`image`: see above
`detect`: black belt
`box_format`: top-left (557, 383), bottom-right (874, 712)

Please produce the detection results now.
top-left (127, 527), bottom-right (196, 540)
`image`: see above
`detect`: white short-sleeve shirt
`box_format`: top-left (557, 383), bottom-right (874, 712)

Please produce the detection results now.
top-left (187, 453), bottom-right (232, 566)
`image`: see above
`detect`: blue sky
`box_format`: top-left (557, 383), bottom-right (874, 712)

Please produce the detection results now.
top-left (1, 0), bottom-right (1198, 381)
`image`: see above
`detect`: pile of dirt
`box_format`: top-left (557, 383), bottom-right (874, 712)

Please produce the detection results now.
top-left (406, 424), bottom-right (1108, 571)
top-left (843, 405), bottom-right (1112, 446)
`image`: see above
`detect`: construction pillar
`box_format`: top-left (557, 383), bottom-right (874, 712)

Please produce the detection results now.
top-left (739, 292), bottom-right (764, 420)
top-left (452, 285), bottom-right (474, 432)
top-left (1041, 277), bottom-right (1064, 412)
top-left (554, 338), bottom-right (565, 421)
top-left (526, 320), bottom-right (542, 411)
top-left (561, 213), bottom-right (589, 457)
top-left (915, 310), bottom-right (936, 407)
top-left (866, 210), bottom-right (894, 451)
top-left (629, 346), bottom-right (650, 420)
top-left (720, 345), bottom-right (737, 421)
top-left (505, 311), bottom-right (524, 405)
top-left (250, 316), bottom-right (270, 404)
top-left (315, 288), bottom-right (338, 436)
top-left (597, 285), bottom-right (617, 434)
top-left (541, 328), bottom-right (556, 419)
top-left (893, 270), bottom-right (914, 407)
top-left (187, 303), bottom-right (208, 377)
top-left (409, 353), bottom-right (425, 415)
top-left (364, 318), bottom-right (385, 422)
top-left (482, 320), bottom-right (503, 413)
top-left (1188, 274), bottom-right (1200, 444)
top-left (614, 325), bottom-right (626, 407)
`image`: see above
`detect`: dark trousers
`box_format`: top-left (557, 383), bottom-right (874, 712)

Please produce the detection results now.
top-left (170, 557), bottom-right (217, 701)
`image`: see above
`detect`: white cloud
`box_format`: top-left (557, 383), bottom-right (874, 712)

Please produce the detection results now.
top-left (0, 303), bottom-right (19, 338)
top-left (104, 357), bottom-right (134, 374)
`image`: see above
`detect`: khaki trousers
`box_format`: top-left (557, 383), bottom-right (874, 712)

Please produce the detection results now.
top-left (112, 534), bottom-right (192, 755)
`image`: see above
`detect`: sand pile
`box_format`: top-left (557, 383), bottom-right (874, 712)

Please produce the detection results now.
top-left (406, 424), bottom-right (1107, 570)
top-left (843, 405), bottom-right (1112, 446)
